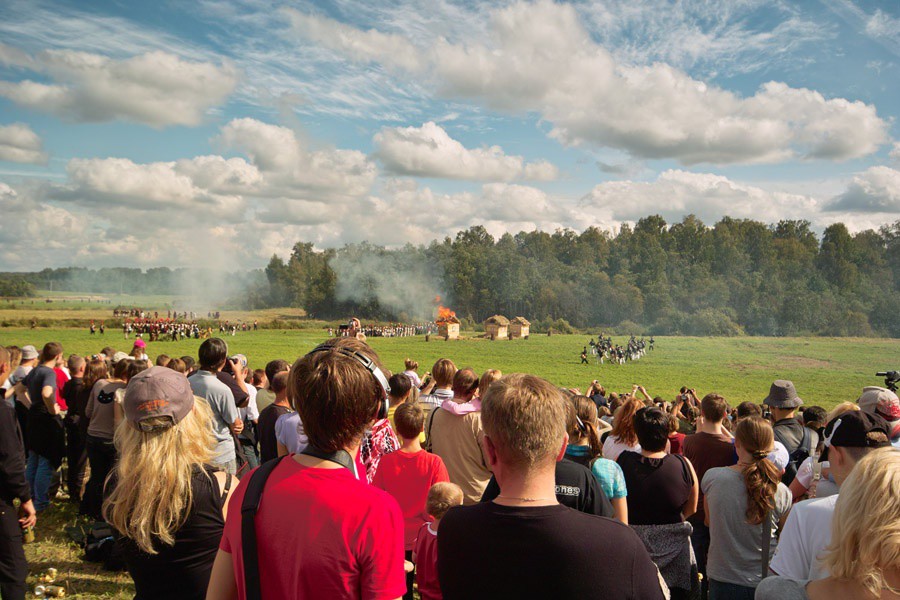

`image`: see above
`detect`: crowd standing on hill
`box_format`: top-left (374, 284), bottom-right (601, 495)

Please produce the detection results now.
top-left (0, 334), bottom-right (899, 600)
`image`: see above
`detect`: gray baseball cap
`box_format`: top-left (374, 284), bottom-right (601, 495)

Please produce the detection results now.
top-left (124, 366), bottom-right (194, 431)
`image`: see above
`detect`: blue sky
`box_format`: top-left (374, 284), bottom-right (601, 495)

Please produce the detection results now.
top-left (1, 0), bottom-right (899, 270)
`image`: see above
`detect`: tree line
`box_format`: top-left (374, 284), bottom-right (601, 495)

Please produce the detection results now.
top-left (4, 215), bottom-right (900, 337)
top-left (265, 216), bottom-right (900, 337)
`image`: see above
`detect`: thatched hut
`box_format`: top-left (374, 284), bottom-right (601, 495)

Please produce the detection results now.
top-left (438, 315), bottom-right (460, 340)
top-left (509, 316), bottom-right (531, 339)
top-left (484, 315), bottom-right (509, 340)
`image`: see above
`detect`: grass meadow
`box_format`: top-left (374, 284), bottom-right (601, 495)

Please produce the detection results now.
top-left (1, 327), bottom-right (895, 409)
top-left (3, 294), bottom-right (897, 597)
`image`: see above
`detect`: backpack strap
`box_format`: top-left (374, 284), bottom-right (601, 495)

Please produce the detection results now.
top-left (222, 472), bottom-right (233, 501)
top-left (761, 511), bottom-right (773, 579)
top-left (241, 456), bottom-right (286, 600)
top-left (424, 406), bottom-right (440, 451)
top-left (799, 426), bottom-right (812, 456)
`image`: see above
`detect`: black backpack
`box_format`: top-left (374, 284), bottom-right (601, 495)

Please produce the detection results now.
top-left (774, 425), bottom-right (812, 486)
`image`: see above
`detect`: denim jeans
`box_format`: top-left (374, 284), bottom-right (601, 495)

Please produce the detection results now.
top-left (25, 452), bottom-right (54, 512)
top-left (709, 580), bottom-right (756, 600)
top-left (690, 521), bottom-right (711, 599)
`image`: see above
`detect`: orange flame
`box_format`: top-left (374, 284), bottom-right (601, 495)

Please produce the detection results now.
top-left (437, 305), bottom-right (456, 323)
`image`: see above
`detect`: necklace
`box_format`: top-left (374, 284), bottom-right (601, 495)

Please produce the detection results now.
top-left (496, 495), bottom-right (555, 503)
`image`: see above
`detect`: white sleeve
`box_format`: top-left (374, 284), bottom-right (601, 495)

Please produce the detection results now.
top-left (796, 456), bottom-right (814, 489)
top-left (245, 387), bottom-right (259, 421)
top-left (769, 503), bottom-right (810, 579)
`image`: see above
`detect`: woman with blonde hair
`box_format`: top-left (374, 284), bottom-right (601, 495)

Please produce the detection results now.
top-left (104, 367), bottom-right (233, 600)
top-left (701, 417), bottom-right (791, 599)
top-left (757, 448), bottom-right (900, 600)
top-left (602, 396), bottom-right (644, 461)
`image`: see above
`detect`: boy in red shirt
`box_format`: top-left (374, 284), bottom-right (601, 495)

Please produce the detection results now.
top-left (374, 403), bottom-right (450, 599)
top-left (413, 482), bottom-right (464, 600)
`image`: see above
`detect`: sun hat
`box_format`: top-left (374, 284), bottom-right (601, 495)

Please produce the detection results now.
top-left (819, 411), bottom-right (891, 462)
top-left (763, 380), bottom-right (803, 409)
top-left (21, 345), bottom-right (38, 360)
top-left (133, 338), bottom-right (146, 349)
top-left (112, 351), bottom-right (130, 364)
top-left (123, 366), bottom-right (194, 431)
top-left (857, 386), bottom-right (900, 423)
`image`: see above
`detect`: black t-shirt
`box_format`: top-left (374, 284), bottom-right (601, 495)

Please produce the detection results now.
top-left (23, 365), bottom-right (64, 464)
top-left (118, 465), bottom-right (228, 600)
top-left (439, 502), bottom-right (666, 600)
top-left (617, 451), bottom-right (693, 525)
top-left (480, 458), bottom-right (613, 518)
top-left (257, 404), bottom-right (291, 463)
top-left (23, 365), bottom-right (56, 415)
top-left (62, 377), bottom-right (84, 427)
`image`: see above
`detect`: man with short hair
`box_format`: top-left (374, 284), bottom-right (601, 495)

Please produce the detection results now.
top-left (62, 355), bottom-right (86, 504)
top-left (257, 372), bottom-right (291, 463)
top-left (428, 368), bottom-right (490, 504)
top-left (684, 393), bottom-right (736, 596)
top-left (857, 386), bottom-right (900, 449)
top-left (188, 338), bottom-right (242, 474)
top-left (439, 373), bottom-right (666, 599)
top-left (254, 359), bottom-right (289, 413)
top-left (769, 410), bottom-right (893, 581)
top-left (763, 379), bottom-right (817, 485)
top-left (15, 342), bottom-right (65, 511)
top-left (0, 345), bottom-right (36, 600)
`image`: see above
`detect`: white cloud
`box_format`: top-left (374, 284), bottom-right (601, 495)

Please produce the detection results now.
top-left (0, 123), bottom-right (47, 164)
top-left (292, 1), bottom-right (888, 165)
top-left (865, 9), bottom-right (900, 39)
top-left (829, 166), bottom-right (900, 213)
top-left (216, 118), bottom-right (376, 198)
top-left (0, 45), bottom-right (237, 127)
top-left (282, 8), bottom-right (424, 72)
top-left (890, 142), bottom-right (900, 164)
top-left (374, 122), bottom-right (558, 181)
top-left (580, 169), bottom-right (820, 224)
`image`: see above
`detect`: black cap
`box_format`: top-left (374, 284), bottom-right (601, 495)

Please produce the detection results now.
top-left (820, 411), bottom-right (892, 462)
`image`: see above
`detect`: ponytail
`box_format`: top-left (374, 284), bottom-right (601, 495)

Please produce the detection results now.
top-left (584, 420), bottom-right (603, 459)
top-left (736, 418), bottom-right (780, 525)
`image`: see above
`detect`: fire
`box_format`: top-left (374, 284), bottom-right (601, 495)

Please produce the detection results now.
top-left (437, 305), bottom-right (456, 323)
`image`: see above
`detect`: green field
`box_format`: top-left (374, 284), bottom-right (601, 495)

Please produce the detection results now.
top-left (1, 327), bottom-right (895, 409)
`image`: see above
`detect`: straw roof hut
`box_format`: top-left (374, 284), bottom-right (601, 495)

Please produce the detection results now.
top-left (484, 315), bottom-right (509, 340)
top-left (509, 316), bottom-right (531, 339)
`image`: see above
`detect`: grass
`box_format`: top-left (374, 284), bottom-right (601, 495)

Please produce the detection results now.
top-left (25, 501), bottom-right (133, 599)
top-left (1, 327), bottom-right (896, 409)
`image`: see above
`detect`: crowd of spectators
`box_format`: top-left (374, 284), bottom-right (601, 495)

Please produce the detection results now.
top-left (0, 336), bottom-right (899, 600)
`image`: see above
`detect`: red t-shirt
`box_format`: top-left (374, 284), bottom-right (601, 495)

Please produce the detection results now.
top-left (413, 523), bottom-right (440, 600)
top-left (372, 449), bottom-right (450, 550)
top-left (668, 432), bottom-right (686, 455)
top-left (220, 457), bottom-right (406, 600)
top-left (54, 368), bottom-right (69, 411)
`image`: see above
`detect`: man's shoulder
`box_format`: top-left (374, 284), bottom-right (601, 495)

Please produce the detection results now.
top-left (794, 494), bottom-right (838, 519)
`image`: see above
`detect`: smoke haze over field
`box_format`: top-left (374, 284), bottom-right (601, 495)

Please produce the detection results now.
top-left (330, 246), bottom-right (443, 321)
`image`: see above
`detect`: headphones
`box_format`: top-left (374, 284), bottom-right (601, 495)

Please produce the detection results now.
top-left (308, 344), bottom-right (391, 420)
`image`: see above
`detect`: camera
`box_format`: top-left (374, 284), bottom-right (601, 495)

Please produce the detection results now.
top-left (876, 371), bottom-right (900, 392)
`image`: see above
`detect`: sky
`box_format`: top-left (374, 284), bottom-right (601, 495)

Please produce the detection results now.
top-left (1, 0), bottom-right (900, 271)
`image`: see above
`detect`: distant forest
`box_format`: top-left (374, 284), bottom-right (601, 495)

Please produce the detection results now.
top-left (5, 215), bottom-right (900, 337)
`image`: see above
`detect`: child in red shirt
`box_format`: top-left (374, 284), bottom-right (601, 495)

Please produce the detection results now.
top-left (413, 482), bottom-right (464, 600)
top-left (374, 403), bottom-right (450, 599)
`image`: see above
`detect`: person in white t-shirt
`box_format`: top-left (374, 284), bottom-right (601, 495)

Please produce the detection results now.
top-left (275, 411), bottom-right (308, 455)
top-left (768, 410), bottom-right (893, 581)
top-left (601, 396), bottom-right (643, 461)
